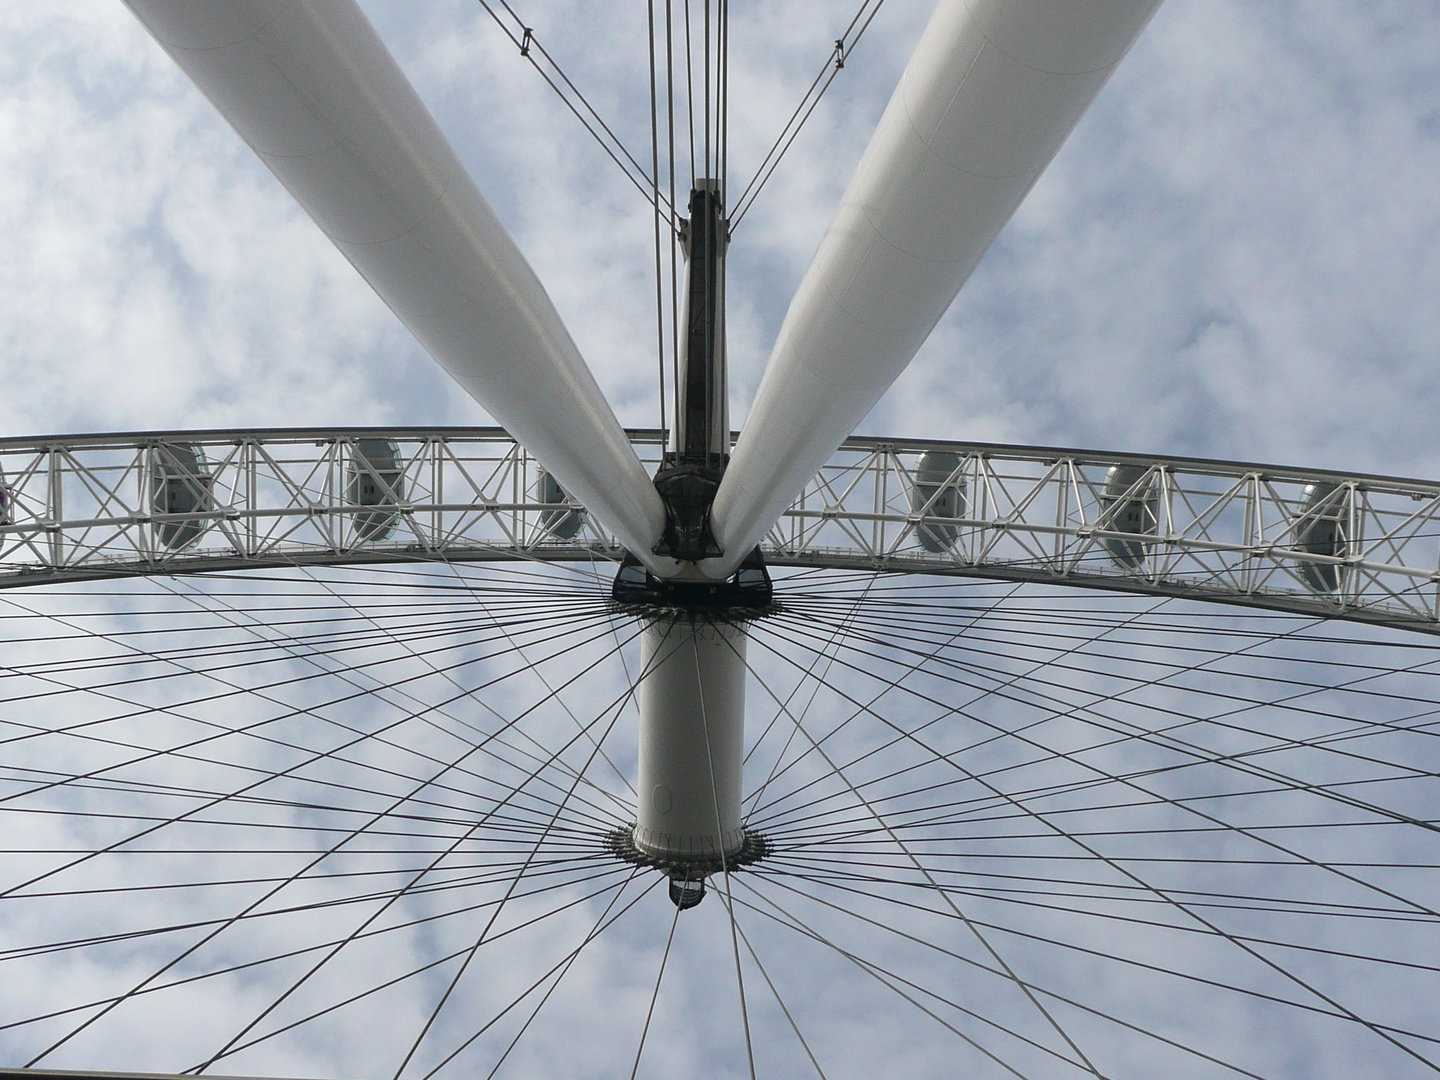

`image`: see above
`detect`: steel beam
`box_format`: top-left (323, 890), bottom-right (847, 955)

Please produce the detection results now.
top-left (709, 0), bottom-right (1161, 577)
top-left (121, 0), bottom-right (669, 571)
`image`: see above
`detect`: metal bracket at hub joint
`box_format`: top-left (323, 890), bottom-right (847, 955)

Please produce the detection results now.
top-left (610, 547), bottom-right (776, 617)
top-left (651, 460), bottom-right (725, 561)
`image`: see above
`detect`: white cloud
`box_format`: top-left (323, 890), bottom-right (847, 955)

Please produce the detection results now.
top-left (881, 0), bottom-right (1440, 478)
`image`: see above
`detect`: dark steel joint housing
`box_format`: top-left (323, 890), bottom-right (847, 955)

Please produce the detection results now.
top-left (610, 547), bottom-right (777, 618)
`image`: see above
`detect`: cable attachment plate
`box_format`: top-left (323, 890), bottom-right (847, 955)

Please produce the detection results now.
top-left (611, 547), bottom-right (776, 618)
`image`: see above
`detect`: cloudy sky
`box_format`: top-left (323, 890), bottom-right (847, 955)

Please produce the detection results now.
top-left (2, 2), bottom-right (1438, 475)
top-left (2, 2), bottom-right (1440, 1078)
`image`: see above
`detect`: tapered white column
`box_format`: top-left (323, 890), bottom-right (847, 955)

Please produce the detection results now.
top-left (633, 618), bottom-right (747, 861)
top-left (122, 0), bottom-right (671, 573)
top-left (706, 0), bottom-right (1161, 577)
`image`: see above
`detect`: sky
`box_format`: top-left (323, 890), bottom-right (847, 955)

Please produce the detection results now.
top-left (2, 2), bottom-right (1439, 473)
top-left (1, 2), bottom-right (1440, 1078)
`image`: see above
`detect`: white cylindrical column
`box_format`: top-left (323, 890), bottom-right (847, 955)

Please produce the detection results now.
top-left (634, 618), bottom-right (747, 862)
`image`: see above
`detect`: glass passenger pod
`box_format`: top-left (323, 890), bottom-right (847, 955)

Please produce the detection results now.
top-left (537, 467), bottom-right (585, 540)
top-left (347, 439), bottom-right (404, 542)
top-left (909, 450), bottom-right (967, 553)
top-left (1100, 464), bottom-right (1160, 570)
top-left (1294, 481), bottom-right (1348, 594)
top-left (150, 442), bottom-right (214, 551)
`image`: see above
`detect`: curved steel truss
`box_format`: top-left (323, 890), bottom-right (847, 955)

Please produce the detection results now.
top-left (2, 427), bottom-right (1438, 631)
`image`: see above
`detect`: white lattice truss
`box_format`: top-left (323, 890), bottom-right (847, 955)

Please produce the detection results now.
top-left (2, 427), bottom-right (1438, 631)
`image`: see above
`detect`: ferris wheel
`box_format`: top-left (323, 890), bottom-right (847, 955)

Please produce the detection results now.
top-left (1, 2), bottom-right (1438, 1079)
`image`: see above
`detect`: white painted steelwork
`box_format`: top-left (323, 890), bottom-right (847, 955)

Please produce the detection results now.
top-left (633, 617), bottom-right (748, 862)
top-left (7, 428), bottom-right (1440, 633)
top-left (121, 0), bottom-right (669, 572)
top-left (710, 0), bottom-right (1160, 577)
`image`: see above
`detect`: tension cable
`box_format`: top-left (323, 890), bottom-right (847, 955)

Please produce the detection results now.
top-left (476, 0), bottom-right (681, 228)
top-left (729, 0), bottom-right (887, 230)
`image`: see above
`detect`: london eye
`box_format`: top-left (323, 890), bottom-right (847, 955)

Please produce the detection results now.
top-left (1, 3), bottom-right (1438, 1078)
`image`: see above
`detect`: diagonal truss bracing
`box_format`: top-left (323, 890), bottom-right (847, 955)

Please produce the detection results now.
top-left (2, 428), bottom-right (1439, 632)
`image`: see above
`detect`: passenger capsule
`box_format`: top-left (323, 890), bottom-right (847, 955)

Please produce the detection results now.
top-left (1295, 482), bottom-right (1346, 594)
top-left (537, 467), bottom-right (585, 540)
top-left (348, 439), bottom-right (403, 542)
top-left (909, 450), bottom-right (966, 553)
top-left (150, 443), bottom-right (213, 551)
top-left (1100, 465), bottom-right (1158, 570)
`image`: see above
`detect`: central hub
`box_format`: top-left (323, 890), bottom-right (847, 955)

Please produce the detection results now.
top-left (606, 825), bottom-right (770, 910)
top-left (614, 181), bottom-right (770, 909)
